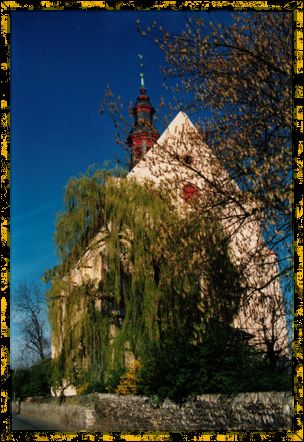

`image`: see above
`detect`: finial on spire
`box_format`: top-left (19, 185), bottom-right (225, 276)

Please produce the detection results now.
top-left (138, 53), bottom-right (145, 88)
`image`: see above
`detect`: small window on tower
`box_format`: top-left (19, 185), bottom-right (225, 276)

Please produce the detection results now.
top-left (182, 183), bottom-right (198, 203)
top-left (142, 139), bottom-right (147, 155)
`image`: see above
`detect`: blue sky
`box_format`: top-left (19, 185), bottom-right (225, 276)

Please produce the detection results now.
top-left (11, 12), bottom-right (172, 287)
top-left (11, 10), bottom-right (233, 365)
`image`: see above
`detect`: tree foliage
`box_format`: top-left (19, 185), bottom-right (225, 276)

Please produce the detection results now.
top-left (47, 168), bottom-right (248, 396)
top-left (140, 11), bottom-right (291, 268)
top-left (48, 164), bottom-right (127, 279)
top-left (140, 12), bottom-right (292, 221)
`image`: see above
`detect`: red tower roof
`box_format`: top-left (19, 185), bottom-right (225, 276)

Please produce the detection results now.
top-left (127, 86), bottom-right (159, 169)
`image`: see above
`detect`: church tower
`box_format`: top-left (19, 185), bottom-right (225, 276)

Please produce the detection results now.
top-left (127, 57), bottom-right (159, 169)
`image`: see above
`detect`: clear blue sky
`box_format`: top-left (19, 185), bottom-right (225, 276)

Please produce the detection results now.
top-left (11, 11), bottom-right (166, 288)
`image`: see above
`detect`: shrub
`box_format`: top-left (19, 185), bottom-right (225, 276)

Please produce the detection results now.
top-left (137, 328), bottom-right (208, 402)
top-left (106, 367), bottom-right (126, 393)
top-left (137, 323), bottom-right (291, 402)
top-left (116, 360), bottom-right (141, 395)
top-left (12, 358), bottom-right (52, 399)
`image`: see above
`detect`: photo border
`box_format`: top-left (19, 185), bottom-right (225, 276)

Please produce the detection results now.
top-left (1, 1), bottom-right (303, 440)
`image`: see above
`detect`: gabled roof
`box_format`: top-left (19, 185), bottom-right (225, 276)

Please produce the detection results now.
top-left (127, 111), bottom-right (209, 184)
top-left (156, 111), bottom-right (196, 146)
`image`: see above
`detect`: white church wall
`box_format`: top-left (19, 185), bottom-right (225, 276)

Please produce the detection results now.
top-left (129, 111), bottom-right (289, 354)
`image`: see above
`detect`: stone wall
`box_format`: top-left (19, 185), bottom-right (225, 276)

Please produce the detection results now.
top-left (14, 391), bottom-right (292, 431)
top-left (13, 396), bottom-right (88, 429)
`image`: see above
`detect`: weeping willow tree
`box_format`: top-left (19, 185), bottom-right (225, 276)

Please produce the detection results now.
top-left (46, 166), bottom-right (243, 393)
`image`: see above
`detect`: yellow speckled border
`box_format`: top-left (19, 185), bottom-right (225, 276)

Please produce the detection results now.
top-left (1, 1), bottom-right (303, 441)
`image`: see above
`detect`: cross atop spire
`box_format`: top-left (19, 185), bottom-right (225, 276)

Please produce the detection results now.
top-left (138, 53), bottom-right (145, 89)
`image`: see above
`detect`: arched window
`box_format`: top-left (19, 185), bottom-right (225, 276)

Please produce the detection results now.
top-left (142, 139), bottom-right (147, 155)
top-left (182, 183), bottom-right (198, 203)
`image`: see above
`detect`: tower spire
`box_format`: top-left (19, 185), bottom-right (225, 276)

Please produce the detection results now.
top-left (126, 57), bottom-right (159, 169)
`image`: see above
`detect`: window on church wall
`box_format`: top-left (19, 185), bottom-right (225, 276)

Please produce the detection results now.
top-left (182, 183), bottom-right (198, 203)
top-left (183, 154), bottom-right (193, 165)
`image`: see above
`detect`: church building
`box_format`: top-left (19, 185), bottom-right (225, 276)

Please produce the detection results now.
top-left (50, 74), bottom-right (289, 396)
